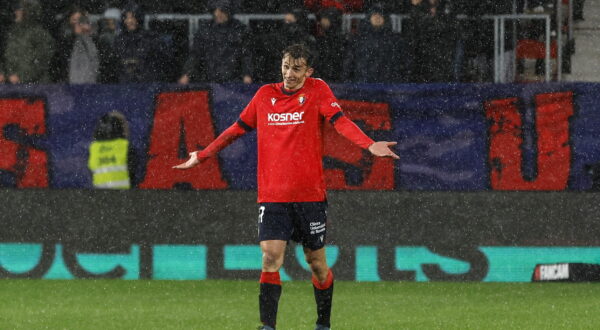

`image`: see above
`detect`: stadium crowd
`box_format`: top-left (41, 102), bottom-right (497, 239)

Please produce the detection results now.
top-left (0, 0), bottom-right (581, 85)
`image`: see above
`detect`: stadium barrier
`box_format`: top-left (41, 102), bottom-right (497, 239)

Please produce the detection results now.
top-left (2, 190), bottom-right (600, 282)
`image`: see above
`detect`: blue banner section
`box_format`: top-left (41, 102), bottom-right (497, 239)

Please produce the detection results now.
top-left (0, 82), bottom-right (598, 190)
top-left (3, 243), bottom-right (600, 282)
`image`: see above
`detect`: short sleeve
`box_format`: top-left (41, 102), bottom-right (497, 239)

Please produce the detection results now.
top-left (316, 79), bottom-right (344, 124)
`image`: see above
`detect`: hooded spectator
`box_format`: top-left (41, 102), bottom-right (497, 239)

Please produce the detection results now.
top-left (3, 0), bottom-right (55, 84)
top-left (96, 7), bottom-right (121, 83)
top-left (0, 0), bottom-right (13, 83)
top-left (363, 0), bottom-right (409, 13)
top-left (68, 15), bottom-right (99, 84)
top-left (342, 3), bottom-right (406, 82)
top-left (251, 7), bottom-right (316, 82)
top-left (51, 7), bottom-right (99, 84)
top-left (242, 0), bottom-right (295, 13)
top-left (405, 0), bottom-right (458, 82)
top-left (179, 0), bottom-right (253, 84)
top-left (314, 8), bottom-right (346, 82)
top-left (113, 1), bottom-right (167, 82)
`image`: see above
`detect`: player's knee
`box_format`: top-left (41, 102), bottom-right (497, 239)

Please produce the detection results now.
top-left (305, 254), bottom-right (326, 273)
top-left (262, 250), bottom-right (283, 269)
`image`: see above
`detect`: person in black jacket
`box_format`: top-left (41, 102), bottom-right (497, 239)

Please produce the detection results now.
top-left (342, 3), bottom-right (406, 82)
top-left (251, 7), bottom-right (316, 83)
top-left (405, 0), bottom-right (458, 83)
top-left (113, 2), bottom-right (166, 83)
top-left (178, 1), bottom-right (253, 84)
top-left (314, 7), bottom-right (346, 82)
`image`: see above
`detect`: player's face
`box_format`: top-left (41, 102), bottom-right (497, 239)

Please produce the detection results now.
top-left (281, 55), bottom-right (314, 91)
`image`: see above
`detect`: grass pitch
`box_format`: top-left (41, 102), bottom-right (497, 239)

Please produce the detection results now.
top-left (1, 280), bottom-right (600, 329)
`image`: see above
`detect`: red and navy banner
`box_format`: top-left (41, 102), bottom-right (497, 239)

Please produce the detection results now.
top-left (0, 82), bottom-right (594, 190)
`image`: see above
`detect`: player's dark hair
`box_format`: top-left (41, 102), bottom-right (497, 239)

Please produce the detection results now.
top-left (282, 44), bottom-right (315, 68)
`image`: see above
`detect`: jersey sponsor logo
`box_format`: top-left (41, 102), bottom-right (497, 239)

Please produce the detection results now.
top-left (331, 102), bottom-right (341, 109)
top-left (271, 98), bottom-right (276, 106)
top-left (267, 111), bottom-right (305, 126)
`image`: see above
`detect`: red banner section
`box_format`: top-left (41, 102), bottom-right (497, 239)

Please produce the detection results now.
top-left (139, 90), bottom-right (228, 189)
top-left (485, 91), bottom-right (574, 190)
top-left (0, 98), bottom-right (48, 187)
top-left (324, 100), bottom-right (394, 190)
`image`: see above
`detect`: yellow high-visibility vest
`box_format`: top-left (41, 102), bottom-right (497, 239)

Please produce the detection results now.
top-left (88, 138), bottom-right (130, 189)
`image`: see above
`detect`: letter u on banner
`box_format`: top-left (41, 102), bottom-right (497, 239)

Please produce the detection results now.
top-left (484, 91), bottom-right (574, 190)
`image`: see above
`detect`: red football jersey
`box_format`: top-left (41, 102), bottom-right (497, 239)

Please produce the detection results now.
top-left (236, 77), bottom-right (373, 202)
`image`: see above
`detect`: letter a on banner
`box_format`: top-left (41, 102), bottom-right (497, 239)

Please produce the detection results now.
top-left (485, 91), bottom-right (574, 190)
top-left (0, 98), bottom-right (49, 187)
top-left (140, 91), bottom-right (228, 189)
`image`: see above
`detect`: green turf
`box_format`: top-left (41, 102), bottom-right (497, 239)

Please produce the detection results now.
top-left (1, 280), bottom-right (600, 329)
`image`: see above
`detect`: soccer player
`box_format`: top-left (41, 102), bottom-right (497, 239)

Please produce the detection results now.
top-left (174, 43), bottom-right (399, 330)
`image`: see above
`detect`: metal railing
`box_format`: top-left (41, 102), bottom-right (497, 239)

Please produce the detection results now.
top-left (491, 14), bottom-right (553, 83)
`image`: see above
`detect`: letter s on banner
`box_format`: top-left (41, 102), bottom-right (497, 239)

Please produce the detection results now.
top-left (0, 98), bottom-right (49, 188)
top-left (139, 90), bottom-right (228, 189)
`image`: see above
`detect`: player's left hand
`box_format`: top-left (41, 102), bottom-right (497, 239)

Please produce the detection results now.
top-left (368, 141), bottom-right (400, 159)
top-left (173, 151), bottom-right (201, 169)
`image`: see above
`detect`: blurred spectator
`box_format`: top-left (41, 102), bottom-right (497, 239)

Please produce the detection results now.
top-left (314, 8), bottom-right (346, 82)
top-left (3, 0), bottom-right (55, 84)
top-left (147, 0), bottom-right (209, 13)
top-left (0, 0), bottom-right (13, 83)
top-left (96, 7), bottom-right (121, 83)
top-left (0, 57), bottom-right (4, 84)
top-left (364, 0), bottom-right (409, 13)
top-left (242, 0), bottom-right (302, 13)
top-left (113, 1), bottom-right (167, 83)
top-left (405, 0), bottom-right (458, 83)
top-left (251, 7), bottom-right (316, 82)
top-left (342, 3), bottom-right (405, 82)
top-left (304, 0), bottom-right (364, 13)
top-left (178, 1), bottom-right (253, 84)
top-left (52, 7), bottom-right (99, 84)
top-left (574, 0), bottom-right (585, 21)
top-left (98, 7), bottom-right (121, 44)
top-left (68, 15), bottom-right (100, 84)
top-left (465, 1), bottom-right (516, 82)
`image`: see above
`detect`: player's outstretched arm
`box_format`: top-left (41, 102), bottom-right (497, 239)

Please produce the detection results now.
top-left (331, 115), bottom-right (400, 160)
top-left (368, 141), bottom-right (400, 159)
top-left (173, 151), bottom-right (204, 169)
top-left (172, 120), bottom-right (250, 170)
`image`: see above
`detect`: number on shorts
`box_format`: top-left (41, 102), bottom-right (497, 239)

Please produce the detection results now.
top-left (258, 206), bottom-right (265, 223)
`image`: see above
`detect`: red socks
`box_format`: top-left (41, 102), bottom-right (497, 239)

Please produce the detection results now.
top-left (260, 271), bottom-right (281, 285)
top-left (312, 269), bottom-right (334, 290)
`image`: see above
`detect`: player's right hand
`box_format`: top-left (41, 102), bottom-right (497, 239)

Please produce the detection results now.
top-left (368, 141), bottom-right (400, 159)
top-left (173, 151), bottom-right (201, 169)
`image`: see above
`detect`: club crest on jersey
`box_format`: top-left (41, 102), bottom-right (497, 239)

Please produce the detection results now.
top-left (298, 94), bottom-right (306, 106)
top-left (271, 98), bottom-right (276, 106)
